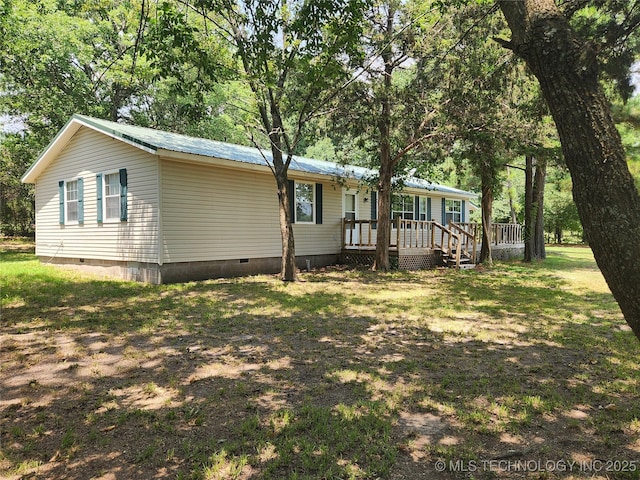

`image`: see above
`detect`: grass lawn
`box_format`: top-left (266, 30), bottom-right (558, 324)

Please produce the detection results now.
top-left (1, 244), bottom-right (639, 479)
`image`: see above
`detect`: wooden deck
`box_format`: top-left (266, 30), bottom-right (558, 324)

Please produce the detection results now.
top-left (341, 219), bottom-right (523, 269)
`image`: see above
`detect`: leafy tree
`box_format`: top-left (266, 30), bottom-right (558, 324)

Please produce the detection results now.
top-left (497, 0), bottom-right (640, 341)
top-left (544, 168), bottom-right (582, 243)
top-left (0, 133), bottom-right (35, 236)
top-left (441, 4), bottom-right (527, 264)
top-left (0, 0), bottom-right (156, 132)
top-left (519, 108), bottom-right (561, 262)
top-left (330, 0), bottom-right (445, 271)
top-left (157, 0), bottom-right (368, 281)
top-left (0, 0), bottom-right (230, 234)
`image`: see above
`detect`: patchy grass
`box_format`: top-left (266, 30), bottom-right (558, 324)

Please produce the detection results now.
top-left (1, 245), bottom-right (639, 479)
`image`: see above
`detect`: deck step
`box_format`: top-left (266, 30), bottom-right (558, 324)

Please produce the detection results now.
top-left (442, 253), bottom-right (475, 269)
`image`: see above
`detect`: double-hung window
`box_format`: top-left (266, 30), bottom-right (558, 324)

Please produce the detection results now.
top-left (295, 182), bottom-right (315, 223)
top-left (445, 199), bottom-right (462, 223)
top-left (391, 194), bottom-right (414, 221)
top-left (104, 172), bottom-right (121, 220)
top-left (65, 180), bottom-right (79, 223)
top-left (418, 197), bottom-right (427, 221)
top-left (97, 169), bottom-right (127, 223)
top-left (59, 178), bottom-right (83, 225)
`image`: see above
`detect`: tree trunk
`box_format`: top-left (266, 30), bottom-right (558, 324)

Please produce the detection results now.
top-left (524, 155), bottom-right (534, 262)
top-left (555, 225), bottom-right (562, 244)
top-left (532, 156), bottom-right (547, 259)
top-left (498, 0), bottom-right (640, 341)
top-left (275, 168), bottom-right (297, 282)
top-left (506, 166), bottom-right (518, 224)
top-left (373, 15), bottom-right (395, 273)
top-left (525, 155), bottom-right (547, 261)
top-left (270, 119), bottom-right (297, 281)
top-left (479, 166), bottom-right (493, 265)
top-left (374, 159), bottom-right (392, 271)
top-left (276, 172), bottom-right (297, 282)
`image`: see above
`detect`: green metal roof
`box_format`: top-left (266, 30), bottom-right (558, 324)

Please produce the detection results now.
top-left (23, 114), bottom-right (476, 198)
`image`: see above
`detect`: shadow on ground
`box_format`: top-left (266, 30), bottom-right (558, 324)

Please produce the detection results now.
top-left (1, 249), bottom-right (639, 479)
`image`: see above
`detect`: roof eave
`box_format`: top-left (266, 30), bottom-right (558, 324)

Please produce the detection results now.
top-left (21, 114), bottom-right (158, 184)
top-left (21, 116), bottom-right (82, 184)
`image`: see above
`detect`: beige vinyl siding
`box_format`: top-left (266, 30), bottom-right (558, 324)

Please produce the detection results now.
top-left (160, 160), bottom-right (343, 263)
top-left (34, 127), bottom-right (159, 263)
top-left (291, 178), bottom-right (342, 256)
top-left (432, 196), bottom-right (443, 224)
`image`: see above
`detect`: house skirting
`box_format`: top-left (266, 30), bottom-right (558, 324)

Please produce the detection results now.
top-left (340, 249), bottom-right (440, 270)
top-left (474, 244), bottom-right (525, 262)
top-left (40, 254), bottom-right (339, 284)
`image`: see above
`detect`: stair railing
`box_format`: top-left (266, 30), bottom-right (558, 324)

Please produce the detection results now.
top-left (432, 220), bottom-right (462, 268)
top-left (450, 222), bottom-right (478, 263)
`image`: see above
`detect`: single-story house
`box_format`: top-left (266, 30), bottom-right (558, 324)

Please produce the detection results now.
top-left (22, 114), bottom-right (486, 283)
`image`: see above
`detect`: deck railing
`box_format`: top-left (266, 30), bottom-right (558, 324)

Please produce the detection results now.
top-left (343, 219), bottom-right (522, 251)
top-left (492, 223), bottom-right (523, 244)
top-left (452, 222), bottom-right (523, 245)
top-left (342, 218), bottom-right (436, 249)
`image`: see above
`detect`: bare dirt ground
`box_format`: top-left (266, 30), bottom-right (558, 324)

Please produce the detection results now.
top-left (1, 243), bottom-right (639, 479)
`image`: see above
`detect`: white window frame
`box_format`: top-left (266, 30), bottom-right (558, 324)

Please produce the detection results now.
top-left (342, 188), bottom-right (358, 222)
top-left (65, 179), bottom-right (79, 225)
top-left (391, 194), bottom-right (414, 221)
top-left (294, 181), bottom-right (315, 224)
top-left (445, 199), bottom-right (462, 223)
top-left (103, 171), bottom-right (121, 222)
top-left (418, 196), bottom-right (427, 221)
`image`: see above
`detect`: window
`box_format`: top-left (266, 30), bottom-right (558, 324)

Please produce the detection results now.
top-left (59, 178), bottom-right (83, 225)
top-left (104, 172), bottom-right (120, 220)
top-left (418, 197), bottom-right (427, 221)
top-left (295, 182), bottom-right (314, 223)
top-left (445, 199), bottom-right (462, 223)
top-left (65, 180), bottom-right (79, 223)
top-left (344, 192), bottom-right (356, 222)
top-left (97, 169), bottom-right (127, 222)
top-left (391, 194), bottom-right (414, 221)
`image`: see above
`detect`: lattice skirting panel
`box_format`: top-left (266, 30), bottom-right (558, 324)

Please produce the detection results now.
top-left (341, 251), bottom-right (436, 271)
top-left (341, 252), bottom-right (376, 267)
top-left (397, 253), bottom-right (437, 270)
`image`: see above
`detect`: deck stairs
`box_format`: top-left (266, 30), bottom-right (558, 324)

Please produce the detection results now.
top-left (438, 246), bottom-right (476, 269)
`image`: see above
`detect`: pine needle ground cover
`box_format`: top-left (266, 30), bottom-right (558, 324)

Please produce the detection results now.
top-left (1, 244), bottom-right (638, 479)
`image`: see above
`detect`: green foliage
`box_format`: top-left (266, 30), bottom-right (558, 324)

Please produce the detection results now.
top-left (0, 134), bottom-right (35, 236)
top-left (329, 0), bottom-right (447, 173)
top-left (567, 0), bottom-right (640, 101)
top-left (0, 0), bottom-right (153, 234)
top-left (223, 0), bottom-right (369, 149)
top-left (613, 96), bottom-right (640, 191)
top-left (440, 4), bottom-right (531, 193)
top-left (544, 169), bottom-right (583, 242)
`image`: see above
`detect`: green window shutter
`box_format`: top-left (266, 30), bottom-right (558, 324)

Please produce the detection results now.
top-left (315, 183), bottom-right (323, 224)
top-left (427, 197), bottom-right (432, 221)
top-left (462, 200), bottom-right (466, 223)
top-left (414, 196), bottom-right (419, 220)
top-left (119, 168), bottom-right (128, 221)
top-left (287, 180), bottom-right (295, 223)
top-left (59, 181), bottom-right (65, 225)
top-left (441, 198), bottom-right (446, 224)
top-left (96, 173), bottom-right (103, 223)
top-left (77, 177), bottom-right (84, 224)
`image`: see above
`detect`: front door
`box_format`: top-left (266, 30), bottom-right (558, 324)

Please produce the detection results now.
top-left (343, 189), bottom-right (359, 245)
